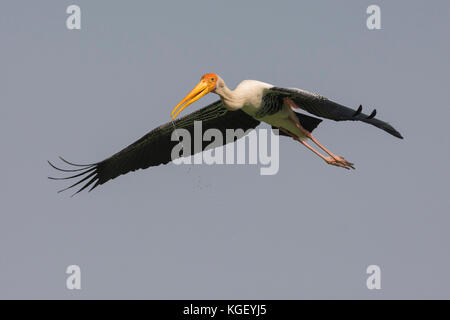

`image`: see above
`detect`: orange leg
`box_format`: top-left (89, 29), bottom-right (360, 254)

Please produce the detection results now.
top-left (284, 98), bottom-right (343, 157)
top-left (278, 128), bottom-right (353, 170)
top-left (289, 114), bottom-right (353, 163)
top-left (284, 98), bottom-right (354, 169)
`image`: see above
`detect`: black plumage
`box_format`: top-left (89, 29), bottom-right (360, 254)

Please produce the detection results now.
top-left (49, 100), bottom-right (260, 195)
top-left (266, 87), bottom-right (403, 139)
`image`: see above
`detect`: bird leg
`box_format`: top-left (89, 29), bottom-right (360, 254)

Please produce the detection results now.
top-left (284, 98), bottom-right (340, 157)
top-left (278, 128), bottom-right (352, 169)
top-left (283, 98), bottom-right (354, 169)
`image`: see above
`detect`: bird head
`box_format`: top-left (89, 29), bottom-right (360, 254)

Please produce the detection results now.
top-left (171, 73), bottom-right (218, 119)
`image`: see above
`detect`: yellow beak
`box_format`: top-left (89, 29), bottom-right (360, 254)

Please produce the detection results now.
top-left (171, 80), bottom-right (212, 120)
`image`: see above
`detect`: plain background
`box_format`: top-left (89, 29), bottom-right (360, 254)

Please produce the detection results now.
top-left (1, 0), bottom-right (449, 299)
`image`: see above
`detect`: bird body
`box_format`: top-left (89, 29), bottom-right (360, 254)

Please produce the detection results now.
top-left (219, 79), bottom-right (272, 112)
top-left (216, 77), bottom-right (308, 140)
top-left (49, 73), bottom-right (403, 195)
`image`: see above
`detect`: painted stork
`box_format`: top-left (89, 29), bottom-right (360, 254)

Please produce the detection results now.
top-left (49, 73), bottom-right (403, 195)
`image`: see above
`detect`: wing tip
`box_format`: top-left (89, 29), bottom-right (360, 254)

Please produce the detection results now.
top-left (394, 131), bottom-right (404, 139)
top-left (384, 125), bottom-right (404, 139)
top-left (48, 157), bottom-right (100, 196)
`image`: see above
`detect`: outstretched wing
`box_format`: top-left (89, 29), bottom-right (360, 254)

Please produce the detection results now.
top-left (265, 87), bottom-right (403, 139)
top-left (49, 100), bottom-right (260, 195)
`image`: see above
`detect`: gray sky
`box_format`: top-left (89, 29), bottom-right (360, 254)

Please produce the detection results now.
top-left (1, 0), bottom-right (449, 299)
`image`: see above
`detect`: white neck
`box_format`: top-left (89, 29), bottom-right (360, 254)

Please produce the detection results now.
top-left (214, 77), bottom-right (246, 110)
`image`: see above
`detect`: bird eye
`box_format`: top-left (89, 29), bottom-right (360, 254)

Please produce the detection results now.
top-left (211, 78), bottom-right (215, 82)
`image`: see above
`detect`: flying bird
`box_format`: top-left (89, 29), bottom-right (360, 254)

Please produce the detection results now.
top-left (49, 73), bottom-right (403, 195)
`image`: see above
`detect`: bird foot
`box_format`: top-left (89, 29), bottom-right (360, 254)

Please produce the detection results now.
top-left (325, 156), bottom-right (355, 170)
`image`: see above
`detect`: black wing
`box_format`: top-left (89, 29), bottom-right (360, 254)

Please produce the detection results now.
top-left (49, 100), bottom-right (260, 195)
top-left (266, 87), bottom-right (403, 139)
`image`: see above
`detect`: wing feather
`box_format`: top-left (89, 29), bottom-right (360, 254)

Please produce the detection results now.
top-left (49, 100), bottom-right (260, 195)
top-left (266, 87), bottom-right (403, 139)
